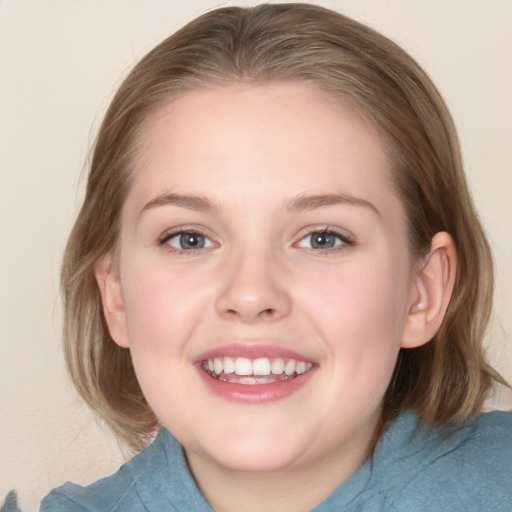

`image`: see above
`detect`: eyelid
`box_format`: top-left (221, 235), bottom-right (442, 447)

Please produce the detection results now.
top-left (294, 226), bottom-right (355, 251)
top-left (156, 224), bottom-right (354, 253)
top-left (158, 226), bottom-right (218, 252)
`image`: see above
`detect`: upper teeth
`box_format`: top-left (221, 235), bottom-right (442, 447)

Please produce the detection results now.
top-left (205, 357), bottom-right (313, 377)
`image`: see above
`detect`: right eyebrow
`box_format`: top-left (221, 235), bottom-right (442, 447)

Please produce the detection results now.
top-left (139, 193), bottom-right (218, 217)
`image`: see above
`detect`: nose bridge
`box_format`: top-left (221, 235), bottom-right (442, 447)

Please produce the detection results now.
top-left (215, 242), bottom-right (291, 323)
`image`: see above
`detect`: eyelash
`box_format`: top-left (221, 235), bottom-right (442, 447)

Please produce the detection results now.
top-left (158, 228), bottom-right (215, 254)
top-left (295, 227), bottom-right (355, 253)
top-left (157, 226), bottom-right (355, 254)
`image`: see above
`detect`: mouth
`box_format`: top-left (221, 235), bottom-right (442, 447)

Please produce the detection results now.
top-left (201, 356), bottom-right (314, 385)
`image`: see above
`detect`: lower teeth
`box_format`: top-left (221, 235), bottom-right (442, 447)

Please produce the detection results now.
top-left (206, 370), bottom-right (297, 384)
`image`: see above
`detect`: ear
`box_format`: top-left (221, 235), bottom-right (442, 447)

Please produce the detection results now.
top-left (401, 232), bottom-right (457, 349)
top-left (94, 252), bottom-right (130, 348)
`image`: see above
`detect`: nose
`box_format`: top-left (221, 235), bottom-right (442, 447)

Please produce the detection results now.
top-left (215, 249), bottom-right (292, 323)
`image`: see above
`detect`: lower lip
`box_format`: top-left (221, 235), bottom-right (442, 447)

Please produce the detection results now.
top-left (196, 367), bottom-right (315, 404)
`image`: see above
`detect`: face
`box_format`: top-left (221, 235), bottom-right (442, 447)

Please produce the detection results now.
top-left (103, 83), bottom-right (421, 479)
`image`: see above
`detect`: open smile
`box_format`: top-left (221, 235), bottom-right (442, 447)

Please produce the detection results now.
top-left (201, 356), bottom-right (314, 385)
top-left (196, 349), bottom-right (317, 403)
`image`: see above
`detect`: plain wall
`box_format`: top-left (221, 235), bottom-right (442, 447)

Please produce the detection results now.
top-left (1, 1), bottom-right (511, 510)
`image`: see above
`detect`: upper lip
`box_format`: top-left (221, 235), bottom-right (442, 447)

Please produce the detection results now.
top-left (194, 343), bottom-right (316, 364)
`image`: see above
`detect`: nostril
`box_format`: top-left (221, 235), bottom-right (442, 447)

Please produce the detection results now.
top-left (221, 307), bottom-right (278, 322)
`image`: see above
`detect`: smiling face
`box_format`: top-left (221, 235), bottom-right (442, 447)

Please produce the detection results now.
top-left (98, 82), bottom-right (422, 481)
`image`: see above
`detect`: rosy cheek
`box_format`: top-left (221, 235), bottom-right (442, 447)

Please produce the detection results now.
top-left (123, 272), bottom-right (174, 344)
top-left (123, 263), bottom-right (209, 350)
top-left (305, 262), bottom-right (403, 348)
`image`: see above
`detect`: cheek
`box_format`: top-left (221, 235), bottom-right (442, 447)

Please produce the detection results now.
top-left (303, 255), bottom-right (410, 369)
top-left (307, 263), bottom-right (409, 417)
top-left (311, 259), bottom-right (406, 322)
top-left (120, 261), bottom-right (209, 353)
top-left (118, 262), bottom-right (212, 418)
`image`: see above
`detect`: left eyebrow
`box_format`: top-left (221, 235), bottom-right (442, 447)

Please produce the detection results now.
top-left (285, 193), bottom-right (381, 217)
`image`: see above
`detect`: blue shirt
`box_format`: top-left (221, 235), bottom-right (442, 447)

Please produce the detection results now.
top-left (40, 411), bottom-right (512, 511)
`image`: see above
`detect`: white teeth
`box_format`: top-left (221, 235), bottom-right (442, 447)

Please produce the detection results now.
top-left (238, 377), bottom-right (259, 385)
top-left (304, 363), bottom-right (313, 373)
top-left (285, 359), bottom-right (296, 376)
top-left (223, 357), bottom-right (235, 374)
top-left (296, 361), bottom-right (307, 375)
top-left (235, 357), bottom-right (253, 376)
top-left (271, 358), bottom-right (285, 374)
top-left (204, 356), bottom-right (313, 379)
top-left (253, 358), bottom-right (271, 376)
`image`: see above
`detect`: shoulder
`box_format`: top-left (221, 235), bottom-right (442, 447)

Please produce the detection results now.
top-left (40, 463), bottom-right (139, 512)
top-left (375, 411), bottom-right (512, 512)
top-left (40, 431), bottom-right (168, 512)
top-left (39, 428), bottom-right (210, 512)
top-left (419, 411), bottom-right (512, 487)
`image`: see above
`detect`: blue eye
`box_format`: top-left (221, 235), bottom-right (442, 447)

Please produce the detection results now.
top-left (297, 231), bottom-right (349, 250)
top-left (162, 232), bottom-right (214, 250)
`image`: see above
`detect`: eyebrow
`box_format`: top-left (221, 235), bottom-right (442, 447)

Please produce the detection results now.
top-left (285, 193), bottom-right (381, 217)
top-left (140, 193), bottom-right (218, 215)
top-left (139, 191), bottom-right (381, 217)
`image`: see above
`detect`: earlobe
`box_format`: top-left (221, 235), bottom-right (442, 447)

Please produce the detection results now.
top-left (94, 253), bottom-right (130, 348)
top-left (401, 232), bottom-right (457, 349)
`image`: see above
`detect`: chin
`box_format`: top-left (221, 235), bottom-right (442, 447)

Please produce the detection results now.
top-left (193, 428), bottom-right (310, 473)
top-left (206, 447), bottom-right (301, 473)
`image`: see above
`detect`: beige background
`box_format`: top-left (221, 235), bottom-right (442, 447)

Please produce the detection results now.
top-left (1, 1), bottom-right (511, 510)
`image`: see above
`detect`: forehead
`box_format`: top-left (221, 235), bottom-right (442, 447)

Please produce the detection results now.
top-left (127, 82), bottom-right (398, 214)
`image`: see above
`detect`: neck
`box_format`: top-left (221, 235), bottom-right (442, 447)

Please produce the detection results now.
top-left (185, 425), bottom-right (377, 512)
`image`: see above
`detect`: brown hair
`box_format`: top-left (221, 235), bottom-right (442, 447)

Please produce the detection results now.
top-left (61, 3), bottom-right (506, 452)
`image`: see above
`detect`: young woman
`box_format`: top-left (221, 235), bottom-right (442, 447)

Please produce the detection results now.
top-left (41, 4), bottom-right (511, 511)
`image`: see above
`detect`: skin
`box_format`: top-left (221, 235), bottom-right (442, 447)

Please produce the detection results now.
top-left (96, 83), bottom-right (456, 512)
